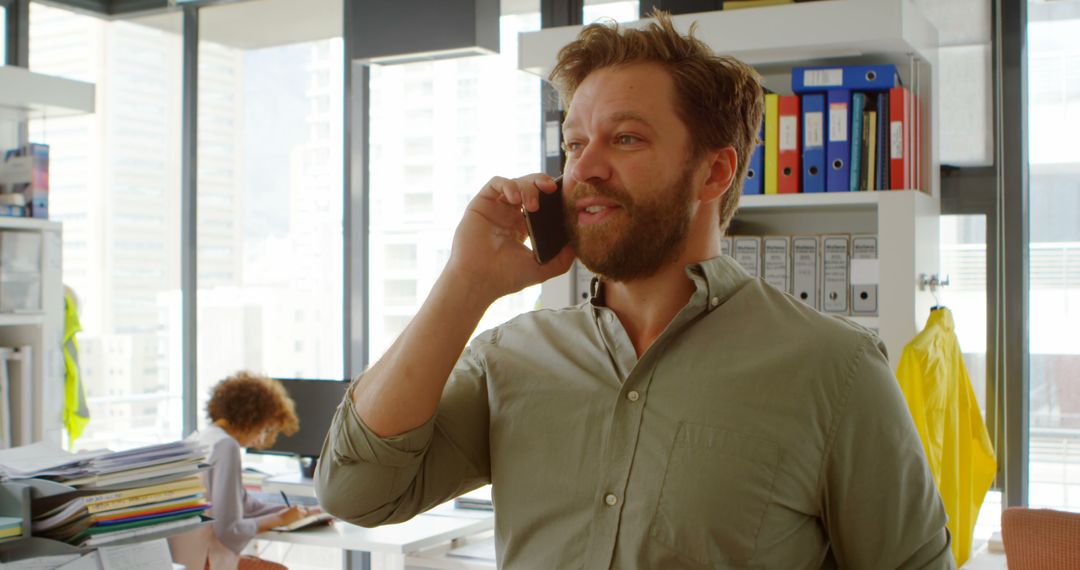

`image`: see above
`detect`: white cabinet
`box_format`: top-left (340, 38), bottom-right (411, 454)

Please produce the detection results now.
top-left (0, 218), bottom-right (64, 448)
top-left (520, 0), bottom-right (940, 369)
top-left (0, 66), bottom-right (92, 447)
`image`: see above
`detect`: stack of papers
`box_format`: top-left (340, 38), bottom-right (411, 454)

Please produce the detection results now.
top-left (0, 515), bottom-right (22, 541)
top-left (32, 475), bottom-right (210, 547)
top-left (3, 441), bottom-right (213, 548)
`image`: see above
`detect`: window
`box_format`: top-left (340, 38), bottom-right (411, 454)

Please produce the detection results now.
top-left (939, 214), bottom-right (1002, 538)
top-left (583, 0), bottom-right (640, 24)
top-left (196, 1), bottom-right (344, 425)
top-left (30, 4), bottom-right (183, 451)
top-left (1027, 8), bottom-right (1080, 512)
top-left (367, 4), bottom-right (544, 360)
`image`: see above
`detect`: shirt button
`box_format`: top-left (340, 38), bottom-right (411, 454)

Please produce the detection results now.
top-left (604, 493), bottom-right (618, 506)
top-left (710, 296), bottom-right (720, 307)
top-left (627, 391), bottom-right (640, 402)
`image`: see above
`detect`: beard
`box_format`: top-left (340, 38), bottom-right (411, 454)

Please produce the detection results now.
top-left (565, 163), bottom-right (697, 282)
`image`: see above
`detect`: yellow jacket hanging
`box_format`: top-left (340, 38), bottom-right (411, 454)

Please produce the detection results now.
top-left (896, 307), bottom-right (996, 567)
top-left (64, 289), bottom-right (90, 446)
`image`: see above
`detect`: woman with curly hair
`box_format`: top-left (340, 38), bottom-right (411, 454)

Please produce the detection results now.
top-left (172, 371), bottom-right (321, 570)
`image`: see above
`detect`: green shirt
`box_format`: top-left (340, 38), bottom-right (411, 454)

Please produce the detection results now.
top-left (317, 255), bottom-right (953, 569)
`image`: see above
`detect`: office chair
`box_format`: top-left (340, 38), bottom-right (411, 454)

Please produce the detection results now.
top-left (1000, 506), bottom-right (1080, 570)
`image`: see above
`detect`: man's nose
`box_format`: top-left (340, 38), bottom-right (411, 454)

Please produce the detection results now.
top-left (567, 141), bottom-right (612, 185)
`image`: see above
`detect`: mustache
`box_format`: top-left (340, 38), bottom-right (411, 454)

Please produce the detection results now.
top-left (568, 180), bottom-right (633, 206)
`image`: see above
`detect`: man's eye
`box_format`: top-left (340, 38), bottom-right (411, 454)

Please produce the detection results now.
top-left (561, 141), bottom-right (584, 155)
top-left (616, 134), bottom-right (640, 145)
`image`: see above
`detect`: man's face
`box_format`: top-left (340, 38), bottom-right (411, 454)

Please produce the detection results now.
top-left (560, 62), bottom-right (702, 282)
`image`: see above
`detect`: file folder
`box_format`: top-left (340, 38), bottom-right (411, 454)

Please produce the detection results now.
top-left (791, 64), bottom-right (900, 93)
top-left (889, 86), bottom-right (912, 190)
top-left (826, 90), bottom-right (850, 192)
top-left (744, 121), bottom-right (764, 195)
top-left (801, 94), bottom-right (825, 193)
top-left (777, 95), bottom-right (801, 194)
top-left (864, 107), bottom-right (877, 191)
top-left (850, 235), bottom-right (879, 316)
top-left (720, 236), bottom-right (733, 258)
top-left (914, 90), bottom-right (922, 191)
top-left (875, 92), bottom-right (890, 190)
top-left (764, 93), bottom-right (779, 195)
top-left (792, 236), bottom-right (820, 310)
top-left (821, 235), bottom-right (850, 314)
top-left (733, 236), bottom-right (762, 278)
top-left (762, 236), bottom-right (791, 294)
top-left (849, 93), bottom-right (866, 192)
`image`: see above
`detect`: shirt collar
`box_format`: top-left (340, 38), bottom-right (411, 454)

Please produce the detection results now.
top-left (588, 254), bottom-right (752, 313)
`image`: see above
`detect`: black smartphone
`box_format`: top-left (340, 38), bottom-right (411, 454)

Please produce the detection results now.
top-left (522, 176), bottom-right (569, 264)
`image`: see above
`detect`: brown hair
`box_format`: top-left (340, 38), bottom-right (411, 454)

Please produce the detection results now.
top-left (549, 10), bottom-right (764, 233)
top-left (206, 371), bottom-right (299, 445)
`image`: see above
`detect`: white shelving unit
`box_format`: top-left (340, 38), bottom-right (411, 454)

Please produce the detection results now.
top-left (522, 0), bottom-right (940, 369)
top-left (0, 218), bottom-right (64, 448)
top-left (0, 66), bottom-right (95, 122)
top-left (0, 67), bottom-right (91, 448)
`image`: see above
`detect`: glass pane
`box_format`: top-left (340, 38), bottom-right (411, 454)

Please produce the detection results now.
top-left (1027, 9), bottom-right (1080, 512)
top-left (940, 214), bottom-right (1000, 541)
top-left (196, 2), bottom-right (345, 431)
top-left (583, 0), bottom-right (640, 24)
top-left (367, 9), bottom-right (542, 361)
top-left (29, 4), bottom-right (183, 450)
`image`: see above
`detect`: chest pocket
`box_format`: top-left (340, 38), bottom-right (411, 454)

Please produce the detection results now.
top-left (649, 422), bottom-right (781, 568)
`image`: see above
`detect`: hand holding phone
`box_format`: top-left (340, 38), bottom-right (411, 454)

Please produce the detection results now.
top-left (522, 176), bottom-right (569, 264)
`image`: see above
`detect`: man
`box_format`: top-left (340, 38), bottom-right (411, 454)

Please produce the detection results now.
top-left (317, 12), bottom-right (952, 569)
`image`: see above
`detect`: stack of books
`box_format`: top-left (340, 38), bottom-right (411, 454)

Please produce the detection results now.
top-left (27, 442), bottom-right (211, 548)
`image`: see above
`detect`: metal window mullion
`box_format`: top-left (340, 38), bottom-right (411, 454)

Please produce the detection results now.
top-left (995, 0), bottom-right (1030, 507)
top-left (181, 4), bottom-right (199, 437)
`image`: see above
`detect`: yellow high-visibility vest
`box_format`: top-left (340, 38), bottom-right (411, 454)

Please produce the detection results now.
top-left (896, 307), bottom-right (996, 567)
top-left (64, 290), bottom-right (90, 446)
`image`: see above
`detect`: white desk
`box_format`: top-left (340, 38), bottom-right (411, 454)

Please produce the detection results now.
top-left (257, 474), bottom-right (494, 570)
top-left (260, 514), bottom-right (493, 557)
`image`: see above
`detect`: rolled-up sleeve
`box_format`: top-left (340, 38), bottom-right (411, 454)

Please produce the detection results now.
top-left (822, 335), bottom-right (954, 569)
top-left (315, 341), bottom-right (493, 527)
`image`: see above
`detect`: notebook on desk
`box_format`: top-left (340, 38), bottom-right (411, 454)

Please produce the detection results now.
top-left (270, 511), bottom-right (334, 532)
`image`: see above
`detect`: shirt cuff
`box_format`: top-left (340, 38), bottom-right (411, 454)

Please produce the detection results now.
top-left (327, 376), bottom-right (437, 468)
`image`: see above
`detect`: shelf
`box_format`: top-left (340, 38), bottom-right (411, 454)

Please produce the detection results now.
top-left (0, 217), bottom-right (62, 232)
top-left (519, 0), bottom-right (939, 78)
top-left (0, 67), bottom-right (95, 122)
top-left (0, 314), bottom-right (45, 326)
top-left (737, 189), bottom-right (930, 213)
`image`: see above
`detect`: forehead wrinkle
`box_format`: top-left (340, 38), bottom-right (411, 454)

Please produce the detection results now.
top-left (564, 110), bottom-right (655, 134)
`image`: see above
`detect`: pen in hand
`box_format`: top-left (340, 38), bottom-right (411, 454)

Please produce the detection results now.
top-left (280, 491), bottom-right (291, 508)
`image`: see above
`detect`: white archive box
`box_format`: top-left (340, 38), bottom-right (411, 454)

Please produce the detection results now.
top-left (733, 236), bottom-right (762, 278)
top-left (762, 236), bottom-right (791, 294)
top-left (0, 275), bottom-right (41, 312)
top-left (821, 235), bottom-right (850, 315)
top-left (792, 236), bottom-right (820, 310)
top-left (850, 235), bottom-right (879, 316)
top-left (0, 231), bottom-right (42, 275)
top-left (0, 232), bottom-right (43, 312)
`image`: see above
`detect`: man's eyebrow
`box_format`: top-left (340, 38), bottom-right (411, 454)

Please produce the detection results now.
top-left (563, 111), bottom-right (653, 132)
top-left (605, 111), bottom-right (652, 126)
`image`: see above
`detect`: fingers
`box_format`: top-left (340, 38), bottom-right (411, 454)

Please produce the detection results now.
top-left (483, 174), bottom-right (557, 212)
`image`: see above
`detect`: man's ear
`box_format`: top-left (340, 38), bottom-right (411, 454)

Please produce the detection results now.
top-left (699, 147), bottom-right (737, 203)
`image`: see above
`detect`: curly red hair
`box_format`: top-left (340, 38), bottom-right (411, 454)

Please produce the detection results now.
top-left (206, 371), bottom-right (299, 446)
